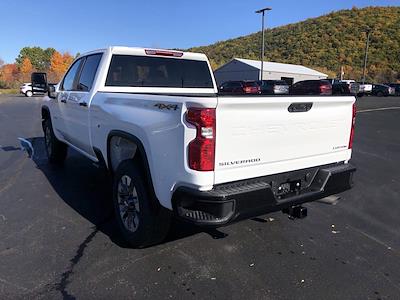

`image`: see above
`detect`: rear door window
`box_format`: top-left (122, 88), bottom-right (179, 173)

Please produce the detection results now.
top-left (77, 54), bottom-right (102, 91)
top-left (106, 55), bottom-right (213, 88)
top-left (244, 82), bottom-right (257, 87)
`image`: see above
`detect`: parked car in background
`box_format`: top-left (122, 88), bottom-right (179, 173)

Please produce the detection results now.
top-left (256, 80), bottom-right (289, 95)
top-left (289, 80), bottom-right (332, 95)
top-left (20, 83), bottom-right (33, 97)
top-left (372, 84), bottom-right (395, 97)
top-left (341, 80), bottom-right (356, 85)
top-left (385, 83), bottom-right (400, 96)
top-left (357, 82), bottom-right (373, 97)
top-left (219, 81), bottom-right (261, 95)
top-left (327, 79), bottom-right (360, 95)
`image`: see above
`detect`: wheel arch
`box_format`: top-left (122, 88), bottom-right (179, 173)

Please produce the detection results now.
top-left (107, 130), bottom-right (160, 209)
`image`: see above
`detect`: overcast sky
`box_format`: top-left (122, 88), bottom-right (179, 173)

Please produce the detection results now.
top-left (1, 0), bottom-right (399, 63)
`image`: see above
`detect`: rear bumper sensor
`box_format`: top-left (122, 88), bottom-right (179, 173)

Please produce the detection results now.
top-left (172, 163), bottom-right (356, 226)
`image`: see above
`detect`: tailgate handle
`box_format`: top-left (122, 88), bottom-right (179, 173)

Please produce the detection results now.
top-left (288, 102), bottom-right (313, 113)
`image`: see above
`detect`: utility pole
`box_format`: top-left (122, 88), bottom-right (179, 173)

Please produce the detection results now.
top-left (362, 29), bottom-right (372, 84)
top-left (256, 7), bottom-right (272, 81)
top-left (340, 65), bottom-right (344, 81)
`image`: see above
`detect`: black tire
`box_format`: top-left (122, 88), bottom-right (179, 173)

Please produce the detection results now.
top-left (376, 91), bottom-right (384, 97)
top-left (113, 159), bottom-right (171, 248)
top-left (43, 118), bottom-right (68, 164)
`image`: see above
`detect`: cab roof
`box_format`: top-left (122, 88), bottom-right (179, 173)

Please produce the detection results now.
top-left (109, 46), bottom-right (208, 61)
top-left (78, 46), bottom-right (208, 62)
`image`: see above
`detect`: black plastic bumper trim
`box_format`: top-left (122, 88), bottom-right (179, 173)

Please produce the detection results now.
top-left (172, 163), bottom-right (356, 226)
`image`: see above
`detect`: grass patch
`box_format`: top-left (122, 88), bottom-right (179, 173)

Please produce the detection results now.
top-left (0, 89), bottom-right (19, 95)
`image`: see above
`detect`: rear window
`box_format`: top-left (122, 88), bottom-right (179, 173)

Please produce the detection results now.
top-left (230, 82), bottom-right (242, 88)
top-left (243, 82), bottom-right (258, 87)
top-left (105, 55), bottom-right (213, 88)
top-left (274, 80), bottom-right (288, 85)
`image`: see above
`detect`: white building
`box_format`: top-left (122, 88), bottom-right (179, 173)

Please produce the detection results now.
top-left (214, 58), bottom-right (328, 85)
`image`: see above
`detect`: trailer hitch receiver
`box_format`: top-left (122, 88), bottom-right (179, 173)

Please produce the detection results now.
top-left (282, 206), bottom-right (308, 219)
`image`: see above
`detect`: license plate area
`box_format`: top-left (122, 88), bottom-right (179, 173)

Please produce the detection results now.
top-left (270, 166), bottom-right (321, 200)
top-left (275, 180), bottom-right (302, 198)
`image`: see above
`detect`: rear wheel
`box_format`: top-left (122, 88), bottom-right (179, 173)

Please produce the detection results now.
top-left (25, 90), bottom-right (33, 97)
top-left (43, 118), bottom-right (68, 164)
top-left (113, 159), bottom-right (171, 248)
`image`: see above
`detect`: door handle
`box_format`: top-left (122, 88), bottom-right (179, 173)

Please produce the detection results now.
top-left (60, 99), bottom-right (67, 103)
top-left (79, 101), bottom-right (88, 107)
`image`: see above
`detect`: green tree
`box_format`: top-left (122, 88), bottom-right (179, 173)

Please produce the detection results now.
top-left (16, 47), bottom-right (55, 71)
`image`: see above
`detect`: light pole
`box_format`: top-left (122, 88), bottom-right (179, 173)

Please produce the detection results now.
top-left (362, 29), bottom-right (372, 84)
top-left (256, 7), bottom-right (272, 81)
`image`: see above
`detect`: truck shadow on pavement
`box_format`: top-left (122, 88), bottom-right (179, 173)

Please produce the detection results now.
top-left (26, 137), bottom-right (227, 248)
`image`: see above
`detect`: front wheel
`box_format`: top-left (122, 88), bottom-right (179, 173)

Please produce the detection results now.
top-left (113, 159), bottom-right (171, 248)
top-left (25, 90), bottom-right (33, 97)
top-left (43, 118), bottom-right (68, 164)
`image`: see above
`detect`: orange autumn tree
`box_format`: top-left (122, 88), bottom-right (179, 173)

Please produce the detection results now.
top-left (0, 64), bottom-right (19, 88)
top-left (19, 57), bottom-right (33, 82)
top-left (49, 51), bottom-right (74, 82)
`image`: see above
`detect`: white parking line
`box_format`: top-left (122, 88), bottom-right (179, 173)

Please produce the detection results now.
top-left (357, 107), bottom-right (400, 113)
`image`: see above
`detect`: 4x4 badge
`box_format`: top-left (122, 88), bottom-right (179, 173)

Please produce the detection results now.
top-left (154, 103), bottom-right (178, 111)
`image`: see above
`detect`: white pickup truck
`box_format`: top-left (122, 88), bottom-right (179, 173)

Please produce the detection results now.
top-left (42, 46), bottom-right (356, 247)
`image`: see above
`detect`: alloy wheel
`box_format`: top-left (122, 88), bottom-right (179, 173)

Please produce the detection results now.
top-left (117, 175), bottom-right (140, 232)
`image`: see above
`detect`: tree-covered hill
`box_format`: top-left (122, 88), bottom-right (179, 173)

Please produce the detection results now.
top-left (189, 6), bottom-right (400, 82)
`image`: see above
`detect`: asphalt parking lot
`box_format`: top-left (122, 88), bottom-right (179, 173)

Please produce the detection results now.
top-left (1, 94), bottom-right (400, 299)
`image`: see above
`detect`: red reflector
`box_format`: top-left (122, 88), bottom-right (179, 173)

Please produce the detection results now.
top-left (145, 49), bottom-right (183, 57)
top-left (186, 108), bottom-right (216, 171)
top-left (188, 139), bottom-right (215, 171)
top-left (349, 103), bottom-right (356, 149)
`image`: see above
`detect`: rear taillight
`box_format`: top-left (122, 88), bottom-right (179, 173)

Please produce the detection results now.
top-left (320, 84), bottom-right (332, 95)
top-left (186, 108), bottom-right (216, 171)
top-left (243, 86), bottom-right (260, 94)
top-left (349, 103), bottom-right (356, 149)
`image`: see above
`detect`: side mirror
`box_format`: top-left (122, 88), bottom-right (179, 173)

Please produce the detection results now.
top-left (48, 84), bottom-right (57, 99)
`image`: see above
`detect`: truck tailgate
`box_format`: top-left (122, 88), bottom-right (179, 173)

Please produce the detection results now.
top-left (214, 96), bottom-right (355, 184)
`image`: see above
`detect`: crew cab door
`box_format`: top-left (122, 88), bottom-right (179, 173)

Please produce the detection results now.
top-left (56, 58), bottom-right (85, 142)
top-left (64, 53), bottom-right (102, 156)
